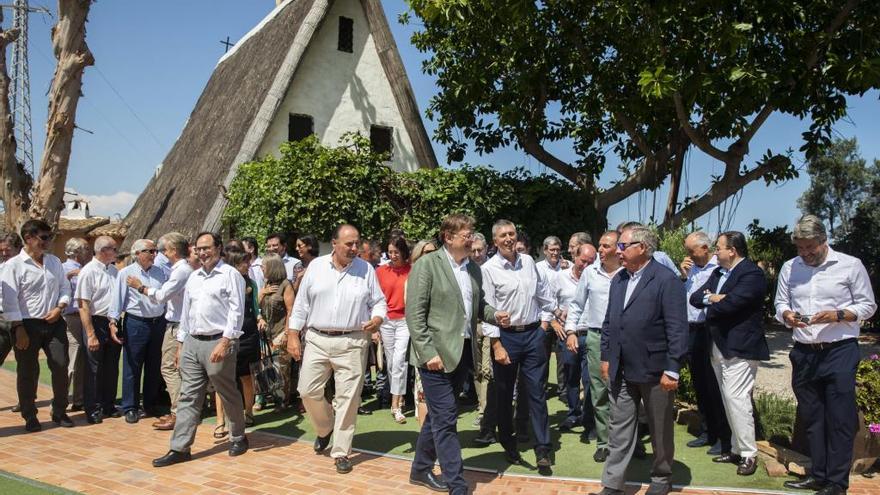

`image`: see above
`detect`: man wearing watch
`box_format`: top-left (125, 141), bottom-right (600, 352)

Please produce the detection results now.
top-left (153, 231), bottom-right (248, 467)
top-left (775, 216), bottom-right (876, 495)
top-left (0, 219), bottom-right (74, 432)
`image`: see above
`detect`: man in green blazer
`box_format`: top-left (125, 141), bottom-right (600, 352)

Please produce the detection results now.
top-left (407, 213), bottom-right (509, 494)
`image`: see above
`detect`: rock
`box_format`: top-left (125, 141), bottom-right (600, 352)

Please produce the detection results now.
top-left (762, 455), bottom-right (788, 477)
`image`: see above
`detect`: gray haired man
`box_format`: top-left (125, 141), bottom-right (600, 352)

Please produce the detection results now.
top-left (62, 237), bottom-right (92, 413)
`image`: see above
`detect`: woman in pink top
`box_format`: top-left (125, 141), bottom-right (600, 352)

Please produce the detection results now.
top-left (375, 235), bottom-right (411, 424)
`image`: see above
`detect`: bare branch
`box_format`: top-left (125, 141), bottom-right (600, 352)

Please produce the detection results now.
top-left (673, 92), bottom-right (735, 162)
top-left (518, 131), bottom-right (582, 185)
top-left (739, 103), bottom-right (775, 146)
top-left (613, 111), bottom-right (655, 161)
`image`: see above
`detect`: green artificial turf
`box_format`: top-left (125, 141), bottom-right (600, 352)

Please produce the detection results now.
top-left (0, 471), bottom-right (80, 495)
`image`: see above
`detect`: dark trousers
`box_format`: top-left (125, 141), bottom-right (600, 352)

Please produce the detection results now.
top-left (688, 323), bottom-right (731, 450)
top-left (0, 319), bottom-right (12, 366)
top-left (83, 316), bottom-right (121, 416)
top-left (14, 319), bottom-right (69, 419)
top-left (121, 315), bottom-right (166, 412)
top-left (562, 333), bottom-right (595, 427)
top-left (413, 351), bottom-right (471, 495)
top-left (494, 327), bottom-right (551, 453)
top-left (790, 339), bottom-right (859, 489)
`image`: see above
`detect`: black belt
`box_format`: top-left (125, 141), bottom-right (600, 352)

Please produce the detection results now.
top-left (190, 333), bottom-right (223, 341)
top-left (126, 314), bottom-right (165, 324)
top-left (309, 327), bottom-right (361, 336)
top-left (92, 315), bottom-right (110, 323)
top-left (503, 321), bottom-right (541, 333)
top-left (689, 322), bottom-right (706, 330)
top-left (795, 338), bottom-right (856, 352)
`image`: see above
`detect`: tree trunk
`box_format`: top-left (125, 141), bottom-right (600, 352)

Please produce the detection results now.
top-left (0, 15), bottom-right (31, 231)
top-left (663, 150), bottom-right (684, 227)
top-left (27, 0), bottom-right (94, 227)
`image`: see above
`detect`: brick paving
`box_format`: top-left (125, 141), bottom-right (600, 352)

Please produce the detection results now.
top-left (0, 369), bottom-right (877, 495)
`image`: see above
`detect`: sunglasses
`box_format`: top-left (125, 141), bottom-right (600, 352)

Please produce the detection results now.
top-left (36, 233), bottom-right (54, 242)
top-left (616, 241), bottom-right (642, 251)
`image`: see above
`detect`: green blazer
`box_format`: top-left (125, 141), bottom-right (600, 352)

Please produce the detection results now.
top-left (406, 248), bottom-right (497, 370)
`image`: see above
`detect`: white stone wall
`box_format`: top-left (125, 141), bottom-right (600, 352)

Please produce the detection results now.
top-left (255, 0), bottom-right (421, 172)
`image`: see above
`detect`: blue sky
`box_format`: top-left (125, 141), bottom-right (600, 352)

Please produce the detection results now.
top-left (14, 0), bottom-right (880, 232)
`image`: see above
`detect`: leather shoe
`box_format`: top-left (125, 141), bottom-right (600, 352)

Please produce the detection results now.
top-left (504, 449), bottom-right (524, 465)
top-left (593, 447), bottom-right (609, 463)
top-left (559, 417), bottom-right (579, 431)
top-left (69, 404), bottom-right (84, 412)
top-left (783, 477), bottom-right (828, 491)
top-left (11, 403), bottom-right (21, 413)
top-left (687, 433), bottom-right (710, 448)
top-left (51, 413), bottom-right (74, 428)
top-left (229, 436), bottom-right (249, 457)
top-left (153, 413), bottom-right (176, 431)
top-left (737, 456), bottom-right (757, 476)
top-left (645, 481), bottom-right (671, 495)
top-left (152, 450), bottom-right (192, 468)
top-left (86, 412), bottom-right (103, 424)
top-left (409, 470), bottom-right (448, 492)
top-left (706, 440), bottom-right (723, 456)
top-left (712, 452), bottom-right (741, 464)
top-left (335, 456), bottom-right (353, 474)
top-left (473, 430), bottom-right (496, 446)
top-left (24, 416), bottom-right (41, 433)
top-left (813, 484), bottom-right (845, 495)
top-left (125, 410), bottom-right (139, 424)
top-left (357, 406), bottom-right (372, 415)
top-left (536, 449), bottom-right (552, 468)
top-left (104, 407), bottom-right (122, 418)
top-left (314, 431), bottom-right (332, 453)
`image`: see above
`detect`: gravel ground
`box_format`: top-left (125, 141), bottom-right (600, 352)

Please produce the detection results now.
top-left (755, 323), bottom-right (880, 398)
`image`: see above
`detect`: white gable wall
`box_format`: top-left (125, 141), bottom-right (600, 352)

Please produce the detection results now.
top-left (255, 0), bottom-right (420, 172)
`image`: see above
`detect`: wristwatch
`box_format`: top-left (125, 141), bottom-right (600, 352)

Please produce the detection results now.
top-left (837, 310), bottom-right (845, 322)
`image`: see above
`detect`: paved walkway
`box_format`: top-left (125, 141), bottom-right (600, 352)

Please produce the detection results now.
top-left (0, 369), bottom-right (876, 495)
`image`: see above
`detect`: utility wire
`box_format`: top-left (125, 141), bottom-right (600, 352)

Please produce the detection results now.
top-left (93, 65), bottom-right (166, 151)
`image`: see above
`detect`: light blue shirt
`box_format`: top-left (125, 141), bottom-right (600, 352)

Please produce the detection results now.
top-left (146, 258), bottom-right (193, 323)
top-left (109, 262), bottom-right (168, 320)
top-left (685, 256), bottom-right (718, 323)
top-left (61, 258), bottom-right (82, 314)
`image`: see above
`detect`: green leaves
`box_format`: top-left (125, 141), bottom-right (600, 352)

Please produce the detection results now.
top-left (638, 66), bottom-right (676, 99)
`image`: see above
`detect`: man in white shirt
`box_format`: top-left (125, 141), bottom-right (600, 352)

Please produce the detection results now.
top-left (681, 231), bottom-right (730, 455)
top-left (483, 219), bottom-right (561, 469)
top-left (109, 238), bottom-right (168, 423)
top-left (537, 235), bottom-right (568, 400)
top-left (127, 232), bottom-right (194, 431)
top-left (76, 236), bottom-right (121, 424)
top-left (266, 232), bottom-right (302, 282)
top-left (0, 231), bottom-right (23, 369)
top-left (288, 224), bottom-right (387, 475)
top-left (1, 220), bottom-right (74, 432)
top-left (153, 232), bottom-right (248, 467)
top-left (776, 216), bottom-right (877, 495)
top-left (62, 237), bottom-right (92, 413)
top-left (470, 233), bottom-right (493, 432)
top-left (565, 231), bottom-right (622, 462)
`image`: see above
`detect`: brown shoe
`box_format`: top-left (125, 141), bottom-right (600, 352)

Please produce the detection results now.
top-left (153, 414), bottom-right (176, 431)
top-left (151, 414), bottom-right (172, 427)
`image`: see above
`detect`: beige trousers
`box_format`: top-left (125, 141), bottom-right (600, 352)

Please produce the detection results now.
top-left (473, 324), bottom-right (493, 415)
top-left (161, 323), bottom-right (182, 413)
top-left (298, 330), bottom-right (369, 459)
top-left (63, 314), bottom-right (84, 406)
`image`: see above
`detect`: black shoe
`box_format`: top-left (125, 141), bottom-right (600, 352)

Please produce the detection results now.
top-left (357, 406), bottom-right (372, 415)
top-left (335, 456), bottom-right (353, 474)
top-left (706, 440), bottom-right (723, 456)
top-left (125, 410), bottom-right (139, 424)
top-left (580, 429), bottom-right (597, 444)
top-left (504, 449), bottom-right (524, 465)
top-left (24, 416), bottom-right (41, 433)
top-left (783, 477), bottom-right (829, 491)
top-left (473, 430), bottom-right (496, 446)
top-left (633, 442), bottom-right (647, 459)
top-left (51, 413), bottom-right (74, 428)
top-left (559, 417), bottom-right (579, 432)
top-left (314, 431), bottom-right (332, 453)
top-left (593, 447), bottom-right (610, 462)
top-left (11, 403), bottom-right (21, 413)
top-left (86, 412), bottom-right (103, 424)
top-left (645, 481), bottom-right (671, 495)
top-left (737, 456), bottom-right (757, 476)
top-left (712, 452), bottom-right (741, 464)
top-left (152, 450), bottom-right (192, 468)
top-left (104, 407), bottom-right (122, 418)
top-left (409, 470), bottom-right (448, 492)
top-left (229, 436), bottom-right (249, 457)
top-left (686, 433), bottom-right (710, 448)
top-left (69, 404), bottom-right (84, 412)
top-left (536, 450), bottom-right (552, 468)
top-left (813, 485), bottom-right (845, 495)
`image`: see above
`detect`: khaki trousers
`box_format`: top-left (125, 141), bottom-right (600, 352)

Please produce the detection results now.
top-left (298, 330), bottom-right (369, 459)
top-left (161, 322), bottom-right (182, 413)
top-left (63, 314), bottom-right (84, 406)
top-left (473, 325), bottom-right (492, 415)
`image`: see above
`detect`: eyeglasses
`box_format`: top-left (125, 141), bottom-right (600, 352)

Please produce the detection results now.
top-left (194, 246), bottom-right (213, 252)
top-left (456, 232), bottom-right (475, 240)
top-left (37, 233), bottom-right (54, 242)
top-left (616, 241), bottom-right (642, 251)
top-left (138, 249), bottom-right (158, 255)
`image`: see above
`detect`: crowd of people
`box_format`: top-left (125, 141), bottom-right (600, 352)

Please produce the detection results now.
top-left (0, 213), bottom-right (874, 495)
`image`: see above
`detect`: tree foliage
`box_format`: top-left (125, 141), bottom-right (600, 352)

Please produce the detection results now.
top-left (403, 0), bottom-right (880, 233)
top-left (222, 135), bottom-right (595, 244)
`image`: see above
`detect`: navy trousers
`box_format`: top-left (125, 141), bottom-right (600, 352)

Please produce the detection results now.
top-left (121, 315), bottom-right (166, 413)
top-left (83, 316), bottom-right (121, 416)
top-left (494, 327), bottom-right (551, 454)
top-left (688, 323), bottom-right (730, 450)
top-left (413, 349), bottom-right (471, 495)
top-left (790, 339), bottom-right (859, 489)
top-left (561, 333), bottom-right (595, 428)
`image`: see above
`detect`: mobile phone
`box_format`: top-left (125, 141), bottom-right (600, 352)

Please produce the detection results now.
top-left (796, 314), bottom-right (811, 324)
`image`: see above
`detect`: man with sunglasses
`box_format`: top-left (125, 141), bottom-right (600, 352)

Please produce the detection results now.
top-left (109, 238), bottom-right (168, 423)
top-left (1, 220), bottom-right (73, 432)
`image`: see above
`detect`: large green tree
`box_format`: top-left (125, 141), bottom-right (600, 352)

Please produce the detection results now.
top-left (404, 0), bottom-right (880, 234)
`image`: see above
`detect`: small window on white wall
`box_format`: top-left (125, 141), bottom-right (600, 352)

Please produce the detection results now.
top-left (288, 114), bottom-right (313, 142)
top-left (370, 125), bottom-right (393, 158)
top-left (338, 16), bottom-right (354, 53)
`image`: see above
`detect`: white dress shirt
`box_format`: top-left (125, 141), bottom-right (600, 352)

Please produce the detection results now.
top-left (75, 258), bottom-right (118, 317)
top-left (565, 262), bottom-right (622, 332)
top-left (443, 247), bottom-right (473, 338)
top-left (537, 258), bottom-right (564, 321)
top-left (775, 247), bottom-right (876, 344)
top-left (552, 267), bottom-right (581, 314)
top-left (685, 256), bottom-right (718, 323)
top-left (177, 260), bottom-right (246, 341)
top-left (61, 258), bottom-right (82, 314)
top-left (1, 251), bottom-right (72, 321)
top-left (289, 254), bottom-right (387, 332)
top-left (481, 253), bottom-right (556, 338)
top-left (109, 262), bottom-right (168, 320)
top-left (146, 258), bottom-right (194, 323)
top-left (282, 254), bottom-right (303, 282)
top-left (249, 256), bottom-right (264, 290)
top-left (155, 251), bottom-right (174, 278)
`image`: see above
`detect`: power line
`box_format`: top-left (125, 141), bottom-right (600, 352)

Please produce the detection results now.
top-left (93, 65), bottom-right (166, 151)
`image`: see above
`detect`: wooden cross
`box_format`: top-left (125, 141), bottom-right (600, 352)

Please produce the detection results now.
top-left (220, 36), bottom-right (234, 53)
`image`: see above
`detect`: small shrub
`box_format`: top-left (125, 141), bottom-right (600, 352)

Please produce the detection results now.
top-left (754, 392), bottom-right (797, 446)
top-left (857, 354), bottom-right (880, 435)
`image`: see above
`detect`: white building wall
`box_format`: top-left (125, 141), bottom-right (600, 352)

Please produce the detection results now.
top-left (255, 0), bottom-right (420, 172)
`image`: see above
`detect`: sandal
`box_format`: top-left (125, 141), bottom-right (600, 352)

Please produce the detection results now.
top-left (213, 423), bottom-right (228, 439)
top-left (245, 413), bottom-right (255, 427)
top-left (392, 408), bottom-right (407, 424)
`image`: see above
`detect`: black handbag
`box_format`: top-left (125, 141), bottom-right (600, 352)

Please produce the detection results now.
top-left (250, 330), bottom-right (283, 395)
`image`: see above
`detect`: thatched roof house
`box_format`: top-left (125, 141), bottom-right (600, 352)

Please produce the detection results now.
top-left (122, 0), bottom-right (437, 248)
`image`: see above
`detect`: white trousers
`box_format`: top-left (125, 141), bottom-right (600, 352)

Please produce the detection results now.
top-left (380, 318), bottom-right (410, 396)
top-left (711, 342), bottom-right (759, 458)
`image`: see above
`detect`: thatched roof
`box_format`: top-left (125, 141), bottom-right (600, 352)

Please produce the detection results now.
top-left (58, 217), bottom-right (109, 233)
top-left (122, 0), bottom-right (437, 249)
top-left (89, 221), bottom-right (129, 238)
